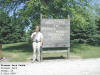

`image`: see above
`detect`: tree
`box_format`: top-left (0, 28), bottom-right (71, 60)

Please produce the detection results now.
top-left (0, 0), bottom-right (100, 45)
top-left (0, 8), bottom-right (26, 44)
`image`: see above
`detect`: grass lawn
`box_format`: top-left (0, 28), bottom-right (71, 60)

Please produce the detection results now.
top-left (71, 44), bottom-right (100, 58)
top-left (1, 42), bottom-right (100, 62)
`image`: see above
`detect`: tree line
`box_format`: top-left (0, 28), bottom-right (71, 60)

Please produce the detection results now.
top-left (0, 0), bottom-right (100, 45)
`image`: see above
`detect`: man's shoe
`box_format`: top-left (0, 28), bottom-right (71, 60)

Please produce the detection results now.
top-left (37, 59), bottom-right (41, 62)
top-left (31, 60), bottom-right (35, 63)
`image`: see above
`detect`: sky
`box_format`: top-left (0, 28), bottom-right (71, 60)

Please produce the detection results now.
top-left (92, 0), bottom-right (100, 6)
top-left (9, 3), bottom-right (25, 16)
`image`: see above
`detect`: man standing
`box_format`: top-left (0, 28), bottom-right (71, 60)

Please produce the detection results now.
top-left (31, 26), bottom-right (43, 62)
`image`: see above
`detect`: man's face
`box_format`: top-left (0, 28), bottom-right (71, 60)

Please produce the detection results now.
top-left (35, 26), bottom-right (39, 32)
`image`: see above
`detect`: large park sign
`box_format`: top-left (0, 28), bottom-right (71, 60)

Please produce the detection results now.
top-left (40, 15), bottom-right (70, 59)
top-left (40, 19), bottom-right (70, 48)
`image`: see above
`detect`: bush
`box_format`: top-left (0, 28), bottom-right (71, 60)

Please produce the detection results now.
top-left (88, 34), bottom-right (100, 45)
top-left (71, 25), bottom-right (99, 45)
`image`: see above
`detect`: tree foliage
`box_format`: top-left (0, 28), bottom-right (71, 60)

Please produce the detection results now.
top-left (0, 0), bottom-right (100, 45)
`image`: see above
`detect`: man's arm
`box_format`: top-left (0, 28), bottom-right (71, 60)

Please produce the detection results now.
top-left (40, 33), bottom-right (43, 47)
top-left (40, 40), bottom-right (43, 47)
top-left (31, 33), bottom-right (36, 40)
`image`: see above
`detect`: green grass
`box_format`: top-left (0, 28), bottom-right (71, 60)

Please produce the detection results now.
top-left (2, 42), bottom-right (33, 62)
top-left (1, 42), bottom-right (100, 62)
top-left (71, 44), bottom-right (100, 58)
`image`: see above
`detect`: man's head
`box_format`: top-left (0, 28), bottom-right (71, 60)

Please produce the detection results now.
top-left (35, 26), bottom-right (40, 32)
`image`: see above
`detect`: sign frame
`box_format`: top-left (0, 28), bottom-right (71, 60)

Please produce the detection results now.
top-left (40, 14), bottom-right (70, 59)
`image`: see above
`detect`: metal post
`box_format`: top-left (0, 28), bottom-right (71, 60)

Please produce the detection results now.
top-left (67, 47), bottom-right (70, 59)
top-left (0, 44), bottom-right (2, 59)
top-left (68, 15), bottom-right (70, 19)
top-left (40, 14), bottom-right (42, 20)
top-left (40, 14), bottom-right (43, 61)
top-left (67, 15), bottom-right (70, 59)
top-left (40, 47), bottom-right (43, 61)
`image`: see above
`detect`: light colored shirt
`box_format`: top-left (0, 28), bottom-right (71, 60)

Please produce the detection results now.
top-left (31, 32), bottom-right (43, 42)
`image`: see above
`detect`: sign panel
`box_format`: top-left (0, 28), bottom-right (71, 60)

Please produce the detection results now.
top-left (41, 19), bottom-right (70, 48)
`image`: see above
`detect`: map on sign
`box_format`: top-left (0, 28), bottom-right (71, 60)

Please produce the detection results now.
top-left (40, 19), bottom-right (70, 48)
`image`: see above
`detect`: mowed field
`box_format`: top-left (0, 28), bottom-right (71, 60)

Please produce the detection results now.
top-left (1, 42), bottom-right (100, 62)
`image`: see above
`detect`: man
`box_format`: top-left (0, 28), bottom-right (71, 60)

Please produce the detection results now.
top-left (31, 26), bottom-right (43, 62)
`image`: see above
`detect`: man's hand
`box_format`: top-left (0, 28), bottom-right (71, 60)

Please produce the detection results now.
top-left (40, 41), bottom-right (43, 48)
top-left (31, 36), bottom-right (33, 40)
top-left (40, 43), bottom-right (42, 48)
top-left (31, 33), bottom-right (36, 40)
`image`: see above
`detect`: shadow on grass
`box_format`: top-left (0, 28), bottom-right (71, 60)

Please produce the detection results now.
top-left (30, 56), bottom-right (65, 61)
top-left (3, 42), bottom-right (33, 52)
top-left (43, 56), bottom-right (66, 60)
top-left (3, 42), bottom-right (67, 60)
top-left (70, 43), bottom-right (89, 53)
top-left (3, 42), bottom-right (68, 52)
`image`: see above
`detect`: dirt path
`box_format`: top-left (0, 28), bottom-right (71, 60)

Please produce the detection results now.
top-left (0, 58), bottom-right (100, 75)
top-left (27, 58), bottom-right (100, 75)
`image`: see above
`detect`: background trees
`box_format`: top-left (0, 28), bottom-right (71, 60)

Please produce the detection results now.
top-left (0, 0), bottom-right (100, 45)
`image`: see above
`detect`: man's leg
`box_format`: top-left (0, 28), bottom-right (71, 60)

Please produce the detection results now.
top-left (32, 42), bottom-right (36, 62)
top-left (37, 43), bottom-right (41, 62)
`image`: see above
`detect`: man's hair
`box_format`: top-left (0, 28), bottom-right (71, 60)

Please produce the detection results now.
top-left (35, 26), bottom-right (40, 29)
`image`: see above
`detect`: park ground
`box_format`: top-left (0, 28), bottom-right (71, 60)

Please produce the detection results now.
top-left (0, 58), bottom-right (100, 75)
top-left (1, 42), bottom-right (100, 62)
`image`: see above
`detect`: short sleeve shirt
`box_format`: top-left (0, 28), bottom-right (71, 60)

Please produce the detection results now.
top-left (31, 32), bottom-right (43, 42)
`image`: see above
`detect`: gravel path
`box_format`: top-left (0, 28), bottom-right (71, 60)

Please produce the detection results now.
top-left (0, 58), bottom-right (100, 75)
